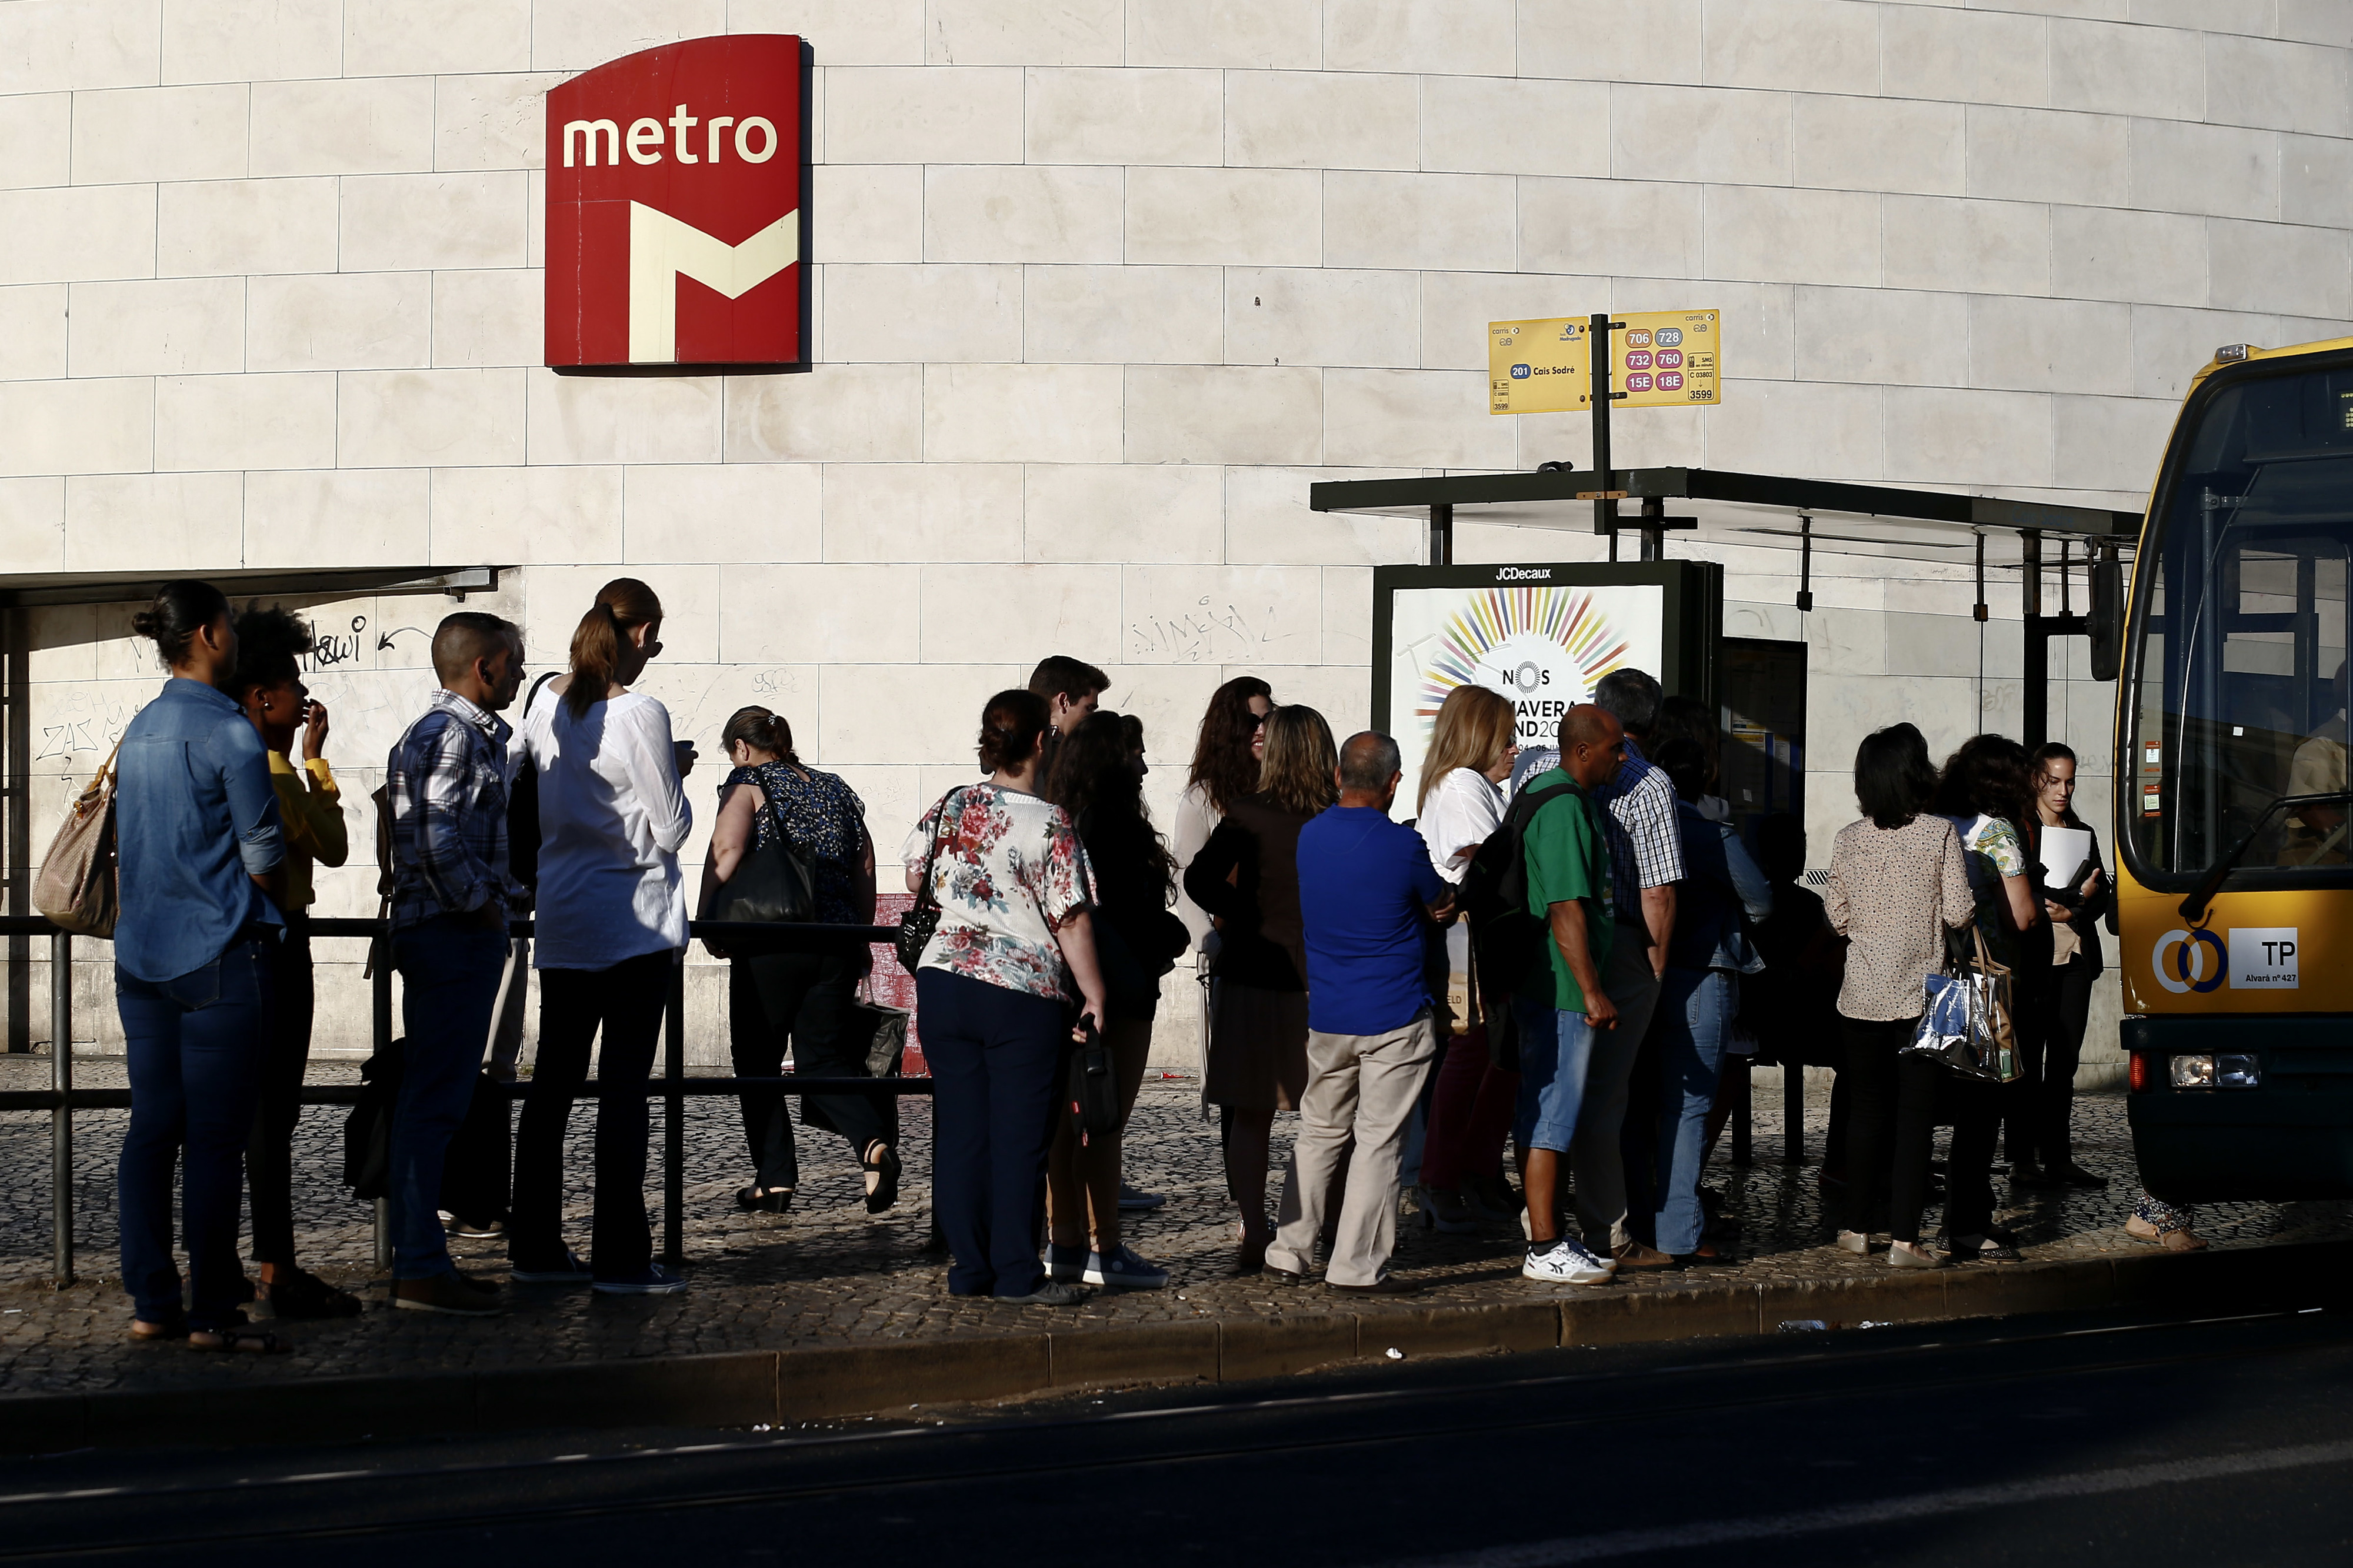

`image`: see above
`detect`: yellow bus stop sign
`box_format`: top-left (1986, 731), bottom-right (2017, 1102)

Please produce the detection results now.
top-left (1488, 310), bottom-right (1721, 413)
top-left (1489, 317), bottom-right (1588, 414)
top-left (1615, 309), bottom-right (1719, 408)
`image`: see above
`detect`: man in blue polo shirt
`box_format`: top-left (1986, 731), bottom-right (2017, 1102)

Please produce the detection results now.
top-left (1268, 731), bottom-right (1454, 1295)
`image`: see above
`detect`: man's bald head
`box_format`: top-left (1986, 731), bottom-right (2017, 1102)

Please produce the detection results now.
top-left (1335, 730), bottom-right (1404, 810)
top-left (1559, 703), bottom-right (1625, 789)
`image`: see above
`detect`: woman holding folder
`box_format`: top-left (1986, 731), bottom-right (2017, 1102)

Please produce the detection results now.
top-left (2018, 743), bottom-right (2109, 1190)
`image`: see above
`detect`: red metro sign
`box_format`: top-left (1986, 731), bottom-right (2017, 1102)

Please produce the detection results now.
top-left (546, 35), bottom-right (803, 368)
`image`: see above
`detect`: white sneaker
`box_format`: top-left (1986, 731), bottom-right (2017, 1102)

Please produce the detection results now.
top-left (1522, 1239), bottom-right (1616, 1286)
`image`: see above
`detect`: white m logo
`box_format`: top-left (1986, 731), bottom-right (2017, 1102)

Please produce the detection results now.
top-left (628, 202), bottom-right (799, 363)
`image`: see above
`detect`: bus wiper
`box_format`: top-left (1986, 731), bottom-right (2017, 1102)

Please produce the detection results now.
top-left (2179, 790), bottom-right (2353, 923)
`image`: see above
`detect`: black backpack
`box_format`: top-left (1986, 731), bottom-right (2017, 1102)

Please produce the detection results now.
top-left (1459, 773), bottom-right (1581, 1010)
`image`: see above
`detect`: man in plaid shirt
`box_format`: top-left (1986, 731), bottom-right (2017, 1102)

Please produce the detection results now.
top-left (382, 612), bottom-right (526, 1316)
top-left (1574, 669), bottom-right (1684, 1271)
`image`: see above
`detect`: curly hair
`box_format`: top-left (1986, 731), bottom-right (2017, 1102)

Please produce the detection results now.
top-left (1935, 733), bottom-right (2034, 839)
top-left (1187, 675), bottom-right (1274, 815)
top-left (229, 602), bottom-right (316, 696)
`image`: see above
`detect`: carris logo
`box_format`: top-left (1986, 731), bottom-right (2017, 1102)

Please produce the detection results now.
top-left (1494, 567), bottom-right (1553, 582)
top-left (546, 35), bottom-right (803, 368)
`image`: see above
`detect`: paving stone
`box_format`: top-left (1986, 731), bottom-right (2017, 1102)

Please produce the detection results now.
top-left (0, 1055), bottom-right (2344, 1400)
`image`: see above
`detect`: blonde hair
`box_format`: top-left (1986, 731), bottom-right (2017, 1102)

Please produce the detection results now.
top-left (1256, 705), bottom-right (1338, 818)
top-left (1417, 685), bottom-right (1517, 813)
top-left (565, 577), bottom-right (663, 718)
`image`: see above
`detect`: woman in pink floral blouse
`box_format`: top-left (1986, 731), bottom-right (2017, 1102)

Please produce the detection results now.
top-left (902, 689), bottom-right (1108, 1305)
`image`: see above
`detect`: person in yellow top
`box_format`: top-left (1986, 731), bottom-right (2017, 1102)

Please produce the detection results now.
top-left (231, 605), bottom-right (361, 1321)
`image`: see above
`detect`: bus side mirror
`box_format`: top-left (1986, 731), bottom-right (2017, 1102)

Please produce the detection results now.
top-left (2088, 545), bottom-right (2124, 682)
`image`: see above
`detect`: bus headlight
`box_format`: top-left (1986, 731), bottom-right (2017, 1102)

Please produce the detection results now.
top-left (2169, 1053), bottom-right (2261, 1089)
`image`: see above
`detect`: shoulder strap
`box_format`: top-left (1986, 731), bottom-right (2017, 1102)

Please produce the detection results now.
top-left (912, 786), bottom-right (964, 913)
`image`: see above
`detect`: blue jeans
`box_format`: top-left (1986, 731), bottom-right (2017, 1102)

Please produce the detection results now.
top-left (918, 969), bottom-right (1066, 1299)
top-left (1652, 968), bottom-right (1733, 1255)
top-left (1512, 994), bottom-right (1600, 1155)
top-left (389, 916), bottom-right (508, 1279)
top-left (116, 938), bottom-right (274, 1330)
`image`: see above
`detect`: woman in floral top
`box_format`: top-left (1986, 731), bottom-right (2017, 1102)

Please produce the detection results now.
top-left (698, 706), bottom-right (886, 1217)
top-left (901, 689), bottom-right (1106, 1305)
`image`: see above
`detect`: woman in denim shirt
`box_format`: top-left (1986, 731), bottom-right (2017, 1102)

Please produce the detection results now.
top-left (1647, 739), bottom-right (1772, 1260)
top-left (115, 581), bottom-right (289, 1351)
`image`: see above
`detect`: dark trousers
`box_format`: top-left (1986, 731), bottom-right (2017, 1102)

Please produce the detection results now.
top-left (388, 916), bottom-right (508, 1279)
top-left (2002, 962), bottom-right (2056, 1165)
top-left (247, 913), bottom-right (313, 1266)
top-left (730, 949), bottom-right (884, 1189)
top-left (1841, 1013), bottom-right (1999, 1244)
top-left (512, 950), bottom-right (671, 1280)
top-left (918, 969), bottom-right (1066, 1299)
top-left (116, 938), bottom-right (273, 1330)
top-left (2011, 957), bottom-right (2094, 1169)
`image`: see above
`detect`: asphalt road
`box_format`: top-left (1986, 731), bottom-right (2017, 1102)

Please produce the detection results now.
top-left (3, 1306), bottom-right (2349, 1566)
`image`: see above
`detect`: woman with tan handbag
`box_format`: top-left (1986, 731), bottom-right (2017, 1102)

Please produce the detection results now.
top-left (111, 581), bottom-right (291, 1352)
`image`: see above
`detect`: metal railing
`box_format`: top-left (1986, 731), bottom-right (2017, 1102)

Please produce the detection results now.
top-left (0, 915), bottom-right (931, 1285)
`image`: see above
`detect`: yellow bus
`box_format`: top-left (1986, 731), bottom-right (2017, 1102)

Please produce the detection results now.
top-left (2119, 336), bottom-right (2353, 1200)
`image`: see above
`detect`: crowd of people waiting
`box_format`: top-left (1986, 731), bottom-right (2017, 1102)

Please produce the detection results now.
top-left (101, 574), bottom-right (2184, 1343)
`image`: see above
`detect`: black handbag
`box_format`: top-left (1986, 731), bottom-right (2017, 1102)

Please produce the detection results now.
top-left (707, 781), bottom-right (816, 926)
top-left (1066, 1016), bottom-right (1119, 1139)
top-left (895, 788), bottom-right (959, 972)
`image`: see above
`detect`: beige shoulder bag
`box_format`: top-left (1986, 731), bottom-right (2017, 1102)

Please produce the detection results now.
top-left (34, 741), bottom-right (123, 938)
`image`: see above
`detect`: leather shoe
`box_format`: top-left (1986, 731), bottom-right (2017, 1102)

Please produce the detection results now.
top-left (1611, 1242), bottom-right (1677, 1270)
top-left (1328, 1274), bottom-right (1418, 1296)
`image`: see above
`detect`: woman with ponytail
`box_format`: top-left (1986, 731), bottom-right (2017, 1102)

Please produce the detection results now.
top-left (511, 578), bottom-right (694, 1295)
top-left (698, 705), bottom-right (889, 1215)
top-left (901, 690), bottom-right (1105, 1305)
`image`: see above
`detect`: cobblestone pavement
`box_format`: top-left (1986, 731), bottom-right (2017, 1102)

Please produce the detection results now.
top-left (0, 1054), bottom-right (2345, 1399)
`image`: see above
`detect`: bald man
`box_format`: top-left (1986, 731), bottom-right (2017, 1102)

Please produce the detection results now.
top-left (1270, 731), bottom-right (1453, 1293)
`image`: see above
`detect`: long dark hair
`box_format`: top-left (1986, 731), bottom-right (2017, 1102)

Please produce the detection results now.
top-left (1853, 722), bottom-right (1938, 830)
top-left (566, 577), bottom-right (662, 718)
top-left (1048, 710), bottom-right (1175, 891)
top-left (131, 579), bottom-right (230, 669)
top-left (1188, 676), bottom-right (1273, 814)
top-left (1936, 734), bottom-right (2035, 840)
top-left (2030, 741), bottom-right (2085, 830)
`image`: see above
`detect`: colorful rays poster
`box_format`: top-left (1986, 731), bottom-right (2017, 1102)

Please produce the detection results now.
top-left (1384, 578), bottom-right (1667, 811)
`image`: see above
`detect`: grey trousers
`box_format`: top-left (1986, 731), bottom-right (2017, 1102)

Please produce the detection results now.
top-left (1267, 1012), bottom-right (1439, 1288)
top-left (1571, 932), bottom-right (1663, 1251)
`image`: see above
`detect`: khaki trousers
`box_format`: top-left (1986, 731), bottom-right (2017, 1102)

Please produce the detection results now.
top-left (1571, 932), bottom-right (1662, 1251)
top-left (1266, 1013), bottom-right (1440, 1288)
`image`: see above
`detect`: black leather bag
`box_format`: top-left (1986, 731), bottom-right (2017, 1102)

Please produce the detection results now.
top-left (707, 785), bottom-right (817, 926)
top-left (895, 788), bottom-right (960, 972)
top-left (1065, 1016), bottom-right (1119, 1139)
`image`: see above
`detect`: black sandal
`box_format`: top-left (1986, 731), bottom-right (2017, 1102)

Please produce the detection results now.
top-left (863, 1143), bottom-right (901, 1214)
top-left (188, 1313), bottom-right (292, 1354)
top-left (736, 1183), bottom-right (793, 1214)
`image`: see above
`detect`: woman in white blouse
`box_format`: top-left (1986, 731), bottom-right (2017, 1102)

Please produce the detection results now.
top-left (509, 578), bottom-right (695, 1297)
top-left (1410, 685), bottom-right (1522, 1233)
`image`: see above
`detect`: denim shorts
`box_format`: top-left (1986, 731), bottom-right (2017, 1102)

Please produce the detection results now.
top-left (1512, 994), bottom-right (1600, 1155)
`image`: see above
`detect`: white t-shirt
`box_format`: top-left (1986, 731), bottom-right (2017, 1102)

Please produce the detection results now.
top-left (524, 685), bottom-right (692, 970)
top-left (1418, 766), bottom-right (1504, 886)
top-left (1171, 779), bottom-right (1221, 951)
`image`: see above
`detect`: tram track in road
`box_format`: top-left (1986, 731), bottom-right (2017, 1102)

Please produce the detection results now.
top-left (0, 1306), bottom-right (2348, 1562)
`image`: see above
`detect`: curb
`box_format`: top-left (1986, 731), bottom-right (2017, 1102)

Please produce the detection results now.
top-left (3, 1240), bottom-right (2344, 1454)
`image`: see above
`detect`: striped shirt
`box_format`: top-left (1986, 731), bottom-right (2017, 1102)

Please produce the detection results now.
top-left (386, 689), bottom-right (521, 932)
top-left (1594, 738), bottom-right (1685, 923)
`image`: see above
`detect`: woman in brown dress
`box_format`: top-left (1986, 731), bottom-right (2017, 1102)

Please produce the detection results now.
top-left (1184, 706), bottom-right (1338, 1271)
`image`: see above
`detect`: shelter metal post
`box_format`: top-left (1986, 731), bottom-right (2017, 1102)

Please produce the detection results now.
top-left (1589, 312), bottom-right (1620, 552)
top-left (50, 930), bottom-right (71, 1285)
top-left (1782, 1063), bottom-right (1805, 1165)
top-left (1427, 502), bottom-right (1452, 567)
top-left (662, 955), bottom-right (686, 1268)
top-left (372, 930), bottom-right (393, 1273)
top-left (2022, 530), bottom-right (2048, 749)
top-left (6, 609), bottom-right (26, 1055)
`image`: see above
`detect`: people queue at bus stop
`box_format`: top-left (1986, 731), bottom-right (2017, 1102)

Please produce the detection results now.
top-left (98, 573), bottom-right (2195, 1346)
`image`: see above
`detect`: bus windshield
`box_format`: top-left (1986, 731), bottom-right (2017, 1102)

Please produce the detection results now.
top-left (2128, 361), bottom-right (2352, 886)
